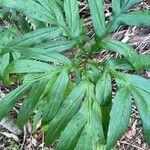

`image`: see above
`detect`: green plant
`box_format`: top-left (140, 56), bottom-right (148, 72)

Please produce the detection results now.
top-left (0, 0), bottom-right (150, 149)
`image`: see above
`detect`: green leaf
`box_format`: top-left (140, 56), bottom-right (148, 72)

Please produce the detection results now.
top-left (96, 70), bottom-right (112, 105)
top-left (42, 70), bottom-right (69, 124)
top-left (101, 39), bottom-right (142, 72)
top-left (17, 79), bottom-right (47, 127)
top-left (32, 106), bottom-right (43, 132)
top-left (45, 82), bottom-right (87, 146)
top-left (75, 101), bottom-right (105, 150)
top-left (112, 0), bottom-right (121, 14)
top-left (120, 73), bottom-right (150, 93)
top-left (120, 10), bottom-right (150, 26)
top-left (107, 0), bottom-right (142, 33)
top-left (131, 87), bottom-right (150, 145)
top-left (0, 27), bottom-right (17, 45)
top-left (0, 53), bottom-right (9, 80)
top-left (88, 0), bottom-right (106, 36)
top-left (105, 55), bottom-right (150, 71)
top-left (121, 0), bottom-right (143, 12)
top-left (57, 89), bottom-right (105, 150)
top-left (0, 0), bottom-right (61, 25)
top-left (3, 59), bottom-right (60, 83)
top-left (36, 40), bottom-right (74, 53)
top-left (106, 86), bottom-right (132, 150)
top-left (15, 48), bottom-right (71, 65)
top-left (104, 58), bottom-right (134, 71)
top-left (6, 27), bottom-right (63, 48)
top-left (86, 64), bottom-right (100, 83)
top-left (0, 83), bottom-right (32, 120)
top-left (112, 0), bottom-right (142, 15)
top-left (57, 103), bottom-right (87, 150)
top-left (4, 59), bottom-right (59, 75)
top-left (35, 0), bottom-right (65, 27)
top-left (64, 0), bottom-right (81, 37)
top-left (140, 55), bottom-right (150, 70)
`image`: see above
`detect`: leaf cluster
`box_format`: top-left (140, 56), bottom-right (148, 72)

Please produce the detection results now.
top-left (0, 0), bottom-right (150, 149)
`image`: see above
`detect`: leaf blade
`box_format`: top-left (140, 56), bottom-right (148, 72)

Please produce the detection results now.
top-left (106, 86), bottom-right (132, 150)
top-left (88, 0), bottom-right (106, 36)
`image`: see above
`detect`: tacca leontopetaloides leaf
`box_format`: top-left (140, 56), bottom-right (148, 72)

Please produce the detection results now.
top-left (111, 72), bottom-right (150, 147)
top-left (64, 0), bottom-right (81, 37)
top-left (2, 59), bottom-right (61, 83)
top-left (34, 40), bottom-right (74, 53)
top-left (0, 83), bottom-right (32, 121)
top-left (17, 79), bottom-right (48, 128)
top-left (5, 27), bottom-right (63, 48)
top-left (35, 0), bottom-right (65, 27)
top-left (15, 48), bottom-right (71, 65)
top-left (101, 39), bottom-right (142, 72)
top-left (0, 53), bottom-right (9, 80)
top-left (0, 0), bottom-right (61, 25)
top-left (96, 70), bottom-right (112, 105)
top-left (105, 55), bottom-right (150, 71)
top-left (45, 81), bottom-right (87, 146)
top-left (42, 70), bottom-right (69, 124)
top-left (32, 106), bottom-right (43, 132)
top-left (106, 86), bottom-right (132, 150)
top-left (131, 87), bottom-right (150, 145)
top-left (112, 0), bottom-right (142, 15)
top-left (57, 84), bottom-right (105, 150)
top-left (104, 58), bottom-right (134, 71)
top-left (74, 100), bottom-right (105, 150)
top-left (120, 10), bottom-right (150, 26)
top-left (120, 73), bottom-right (150, 93)
top-left (57, 103), bottom-right (88, 150)
top-left (108, 0), bottom-right (143, 32)
top-left (4, 59), bottom-right (59, 75)
top-left (88, 0), bottom-right (106, 36)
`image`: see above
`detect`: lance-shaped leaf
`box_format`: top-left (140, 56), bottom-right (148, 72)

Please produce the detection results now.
top-left (106, 87), bottom-right (132, 150)
top-left (105, 55), bottom-right (150, 71)
top-left (96, 70), bottom-right (112, 105)
top-left (112, 0), bottom-right (142, 14)
top-left (0, 83), bottom-right (32, 120)
top-left (120, 73), bottom-right (150, 93)
top-left (132, 87), bottom-right (150, 145)
top-left (104, 58), bottom-right (134, 71)
top-left (13, 48), bottom-right (71, 65)
top-left (107, 0), bottom-right (142, 33)
top-left (57, 104), bottom-right (87, 150)
top-left (140, 55), bottom-right (150, 70)
top-left (75, 101), bottom-right (105, 150)
top-left (57, 88), bottom-right (105, 150)
top-left (32, 106), bottom-right (43, 132)
top-left (45, 82), bottom-right (87, 146)
top-left (35, 40), bottom-right (75, 53)
top-left (6, 27), bottom-right (63, 48)
top-left (3, 59), bottom-right (60, 83)
top-left (101, 39), bottom-right (142, 72)
top-left (121, 0), bottom-right (143, 12)
top-left (4, 59), bottom-right (59, 75)
top-left (17, 79), bottom-right (47, 127)
top-left (42, 70), bottom-right (69, 124)
top-left (36, 0), bottom-right (65, 27)
top-left (0, 53), bottom-right (10, 80)
top-left (112, 0), bottom-right (121, 15)
top-left (0, 0), bottom-right (60, 25)
top-left (120, 10), bottom-right (150, 26)
top-left (88, 0), bottom-right (106, 36)
top-left (64, 0), bottom-right (81, 37)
